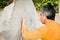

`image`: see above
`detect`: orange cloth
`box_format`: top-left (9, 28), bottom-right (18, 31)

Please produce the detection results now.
top-left (22, 20), bottom-right (60, 40)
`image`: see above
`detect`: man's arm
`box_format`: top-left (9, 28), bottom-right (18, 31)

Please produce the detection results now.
top-left (22, 17), bottom-right (47, 39)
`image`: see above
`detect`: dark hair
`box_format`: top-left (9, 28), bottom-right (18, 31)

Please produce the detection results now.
top-left (40, 3), bottom-right (56, 20)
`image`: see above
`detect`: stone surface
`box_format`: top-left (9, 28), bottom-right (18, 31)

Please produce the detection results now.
top-left (0, 0), bottom-right (42, 40)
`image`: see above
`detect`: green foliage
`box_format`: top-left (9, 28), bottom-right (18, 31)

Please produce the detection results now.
top-left (0, 0), bottom-right (13, 8)
top-left (33, 0), bottom-right (59, 13)
top-left (0, 0), bottom-right (58, 12)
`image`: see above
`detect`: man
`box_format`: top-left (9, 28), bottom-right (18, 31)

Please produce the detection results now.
top-left (22, 3), bottom-right (60, 40)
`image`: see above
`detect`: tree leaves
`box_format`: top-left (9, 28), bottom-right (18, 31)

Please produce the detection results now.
top-left (33, 0), bottom-right (58, 13)
top-left (0, 0), bottom-right (58, 13)
top-left (0, 0), bottom-right (13, 8)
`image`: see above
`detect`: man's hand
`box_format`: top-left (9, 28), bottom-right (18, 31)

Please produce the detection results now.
top-left (22, 16), bottom-right (27, 27)
top-left (0, 36), bottom-right (4, 40)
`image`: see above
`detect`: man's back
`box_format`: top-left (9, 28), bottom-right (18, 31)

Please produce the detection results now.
top-left (42, 20), bottom-right (60, 40)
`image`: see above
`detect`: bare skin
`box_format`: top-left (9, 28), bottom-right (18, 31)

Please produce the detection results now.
top-left (0, 36), bottom-right (4, 40)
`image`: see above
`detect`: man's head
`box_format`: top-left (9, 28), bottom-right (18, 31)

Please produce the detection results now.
top-left (39, 3), bottom-right (56, 24)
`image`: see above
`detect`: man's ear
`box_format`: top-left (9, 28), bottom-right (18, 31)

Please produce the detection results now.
top-left (13, 0), bottom-right (15, 2)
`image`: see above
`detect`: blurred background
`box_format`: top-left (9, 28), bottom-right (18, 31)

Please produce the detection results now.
top-left (0, 0), bottom-right (13, 9)
top-left (0, 0), bottom-right (59, 13)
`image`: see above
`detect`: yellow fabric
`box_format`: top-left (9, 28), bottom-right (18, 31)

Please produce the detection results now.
top-left (22, 20), bottom-right (60, 40)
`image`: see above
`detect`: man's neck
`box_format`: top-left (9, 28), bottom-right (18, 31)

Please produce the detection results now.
top-left (44, 19), bottom-right (50, 24)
